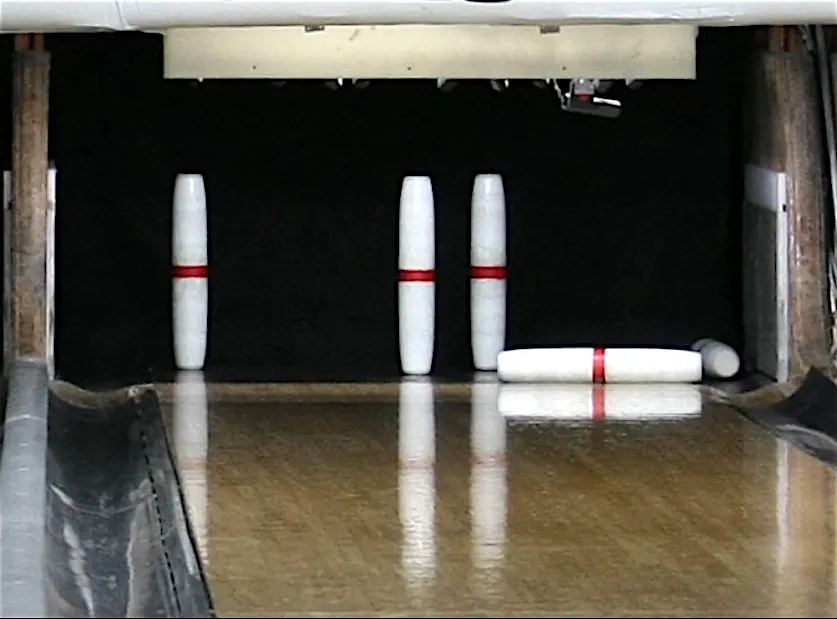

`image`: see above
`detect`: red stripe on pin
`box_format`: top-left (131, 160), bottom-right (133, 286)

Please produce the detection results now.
top-left (173, 265), bottom-right (209, 278)
top-left (592, 385), bottom-right (606, 420)
top-left (399, 269), bottom-right (435, 282)
top-left (471, 265), bottom-right (507, 280)
top-left (592, 347), bottom-right (606, 383)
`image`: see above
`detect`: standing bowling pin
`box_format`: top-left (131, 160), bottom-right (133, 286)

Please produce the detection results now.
top-left (498, 347), bottom-right (702, 383)
top-left (172, 174), bottom-right (209, 371)
top-left (497, 383), bottom-right (703, 421)
top-left (398, 378), bottom-right (436, 600)
top-left (470, 374), bottom-right (507, 592)
top-left (692, 338), bottom-right (740, 379)
top-left (398, 176), bottom-right (435, 376)
top-left (471, 174), bottom-right (507, 371)
top-left (173, 370), bottom-right (209, 567)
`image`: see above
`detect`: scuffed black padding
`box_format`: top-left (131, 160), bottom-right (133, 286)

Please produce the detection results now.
top-left (768, 368), bottom-right (837, 434)
top-left (740, 368), bottom-right (837, 467)
top-left (45, 383), bottom-right (214, 618)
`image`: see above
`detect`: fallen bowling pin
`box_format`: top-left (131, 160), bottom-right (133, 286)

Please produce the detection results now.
top-left (471, 174), bottom-right (507, 371)
top-left (691, 338), bottom-right (740, 379)
top-left (497, 347), bottom-right (702, 383)
top-left (398, 176), bottom-right (436, 376)
top-left (173, 370), bottom-right (209, 567)
top-left (172, 173), bottom-right (209, 371)
top-left (398, 378), bottom-right (437, 599)
top-left (498, 383), bottom-right (703, 421)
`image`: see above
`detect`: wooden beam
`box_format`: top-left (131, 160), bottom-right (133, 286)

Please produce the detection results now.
top-left (745, 38), bottom-right (832, 380)
top-left (10, 34), bottom-right (50, 360)
top-left (782, 48), bottom-right (833, 379)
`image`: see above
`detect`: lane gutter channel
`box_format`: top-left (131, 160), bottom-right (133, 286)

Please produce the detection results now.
top-left (139, 423), bottom-right (185, 617)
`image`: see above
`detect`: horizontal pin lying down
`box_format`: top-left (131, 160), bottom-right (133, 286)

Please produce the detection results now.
top-left (497, 347), bottom-right (703, 384)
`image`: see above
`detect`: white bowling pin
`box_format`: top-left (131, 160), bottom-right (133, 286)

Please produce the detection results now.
top-left (3, 170), bottom-right (11, 373)
top-left (173, 370), bottom-right (209, 567)
top-left (471, 174), bottom-right (507, 372)
top-left (691, 338), bottom-right (740, 379)
top-left (46, 166), bottom-right (56, 378)
top-left (498, 383), bottom-right (703, 421)
top-left (470, 374), bottom-right (507, 584)
top-left (498, 347), bottom-right (702, 383)
top-left (398, 176), bottom-right (435, 376)
top-left (398, 378), bottom-right (436, 599)
top-left (172, 174), bottom-right (209, 371)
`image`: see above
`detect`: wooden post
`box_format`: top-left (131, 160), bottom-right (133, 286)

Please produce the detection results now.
top-left (781, 38), bottom-right (832, 379)
top-left (744, 28), bottom-right (833, 381)
top-left (10, 34), bottom-right (50, 361)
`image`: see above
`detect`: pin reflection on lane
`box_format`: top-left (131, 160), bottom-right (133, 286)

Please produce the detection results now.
top-left (470, 374), bottom-right (507, 595)
top-left (498, 383), bottom-right (703, 422)
top-left (772, 439), bottom-right (837, 615)
top-left (197, 378), bottom-right (837, 616)
top-left (398, 378), bottom-right (436, 601)
top-left (173, 370), bottom-right (209, 567)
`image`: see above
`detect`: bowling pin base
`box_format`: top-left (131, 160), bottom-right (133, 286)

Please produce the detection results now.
top-left (692, 338), bottom-right (740, 379)
top-left (173, 278), bottom-right (209, 371)
top-left (471, 278), bottom-right (506, 372)
top-left (399, 282), bottom-right (435, 376)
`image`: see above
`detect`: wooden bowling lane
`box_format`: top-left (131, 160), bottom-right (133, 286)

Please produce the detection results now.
top-left (163, 379), bottom-right (837, 618)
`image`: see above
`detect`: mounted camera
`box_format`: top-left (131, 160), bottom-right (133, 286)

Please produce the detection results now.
top-left (546, 78), bottom-right (642, 118)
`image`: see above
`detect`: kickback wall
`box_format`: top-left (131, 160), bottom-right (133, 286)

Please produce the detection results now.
top-left (0, 30), bottom-right (745, 386)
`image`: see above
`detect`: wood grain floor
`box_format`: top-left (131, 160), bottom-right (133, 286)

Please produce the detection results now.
top-left (164, 376), bottom-right (837, 617)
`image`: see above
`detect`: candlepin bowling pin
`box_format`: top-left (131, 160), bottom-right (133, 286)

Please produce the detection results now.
top-left (172, 174), bottom-right (209, 371)
top-left (497, 347), bottom-right (702, 383)
top-left (471, 174), bottom-right (507, 371)
top-left (398, 176), bottom-right (435, 376)
top-left (691, 338), bottom-right (740, 379)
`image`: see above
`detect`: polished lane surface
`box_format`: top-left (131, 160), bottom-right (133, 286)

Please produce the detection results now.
top-left (163, 377), bottom-right (837, 618)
